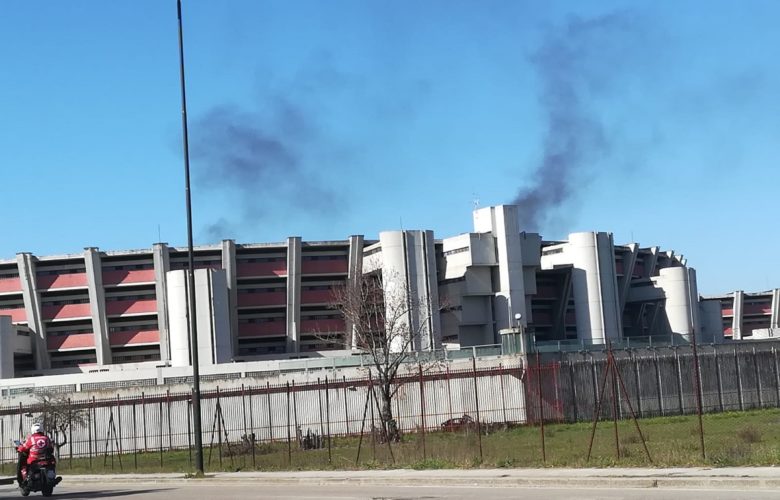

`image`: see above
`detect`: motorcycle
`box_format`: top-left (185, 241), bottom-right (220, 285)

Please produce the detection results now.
top-left (13, 439), bottom-right (59, 497)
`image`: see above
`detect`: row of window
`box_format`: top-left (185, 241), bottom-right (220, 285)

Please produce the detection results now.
top-left (42, 298), bottom-right (89, 306)
top-left (239, 317), bottom-right (284, 324)
top-left (105, 294), bottom-right (155, 301)
top-left (443, 246), bottom-right (469, 257)
top-left (105, 264), bottom-right (153, 271)
top-left (109, 324), bottom-right (158, 333)
top-left (37, 268), bottom-right (85, 276)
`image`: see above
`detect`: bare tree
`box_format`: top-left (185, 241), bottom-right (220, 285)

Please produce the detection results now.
top-left (328, 270), bottom-right (440, 443)
top-left (31, 392), bottom-right (89, 459)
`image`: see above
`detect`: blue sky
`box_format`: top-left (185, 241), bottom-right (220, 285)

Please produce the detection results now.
top-left (1, 1), bottom-right (778, 295)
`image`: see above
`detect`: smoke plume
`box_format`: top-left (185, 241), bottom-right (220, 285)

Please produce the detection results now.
top-left (191, 95), bottom-right (339, 240)
top-left (513, 13), bottom-right (636, 231)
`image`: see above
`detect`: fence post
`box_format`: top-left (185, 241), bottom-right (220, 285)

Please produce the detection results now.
top-left (753, 347), bottom-right (763, 408)
top-left (418, 364), bottom-right (426, 461)
top-left (567, 360), bottom-right (578, 423)
top-left (735, 346), bottom-right (744, 411)
top-left (446, 366), bottom-right (454, 421)
top-left (92, 396), bottom-right (98, 462)
top-left (241, 385), bottom-right (248, 470)
top-left (343, 376), bottom-right (350, 436)
top-left (249, 386), bottom-right (256, 468)
top-left (608, 348), bottom-right (620, 459)
top-left (186, 398), bottom-right (192, 468)
top-left (472, 357), bottom-right (483, 462)
top-left (266, 382), bottom-right (273, 442)
top-left (141, 392), bottom-right (148, 452)
top-left (589, 356), bottom-right (598, 419)
top-left (674, 348), bottom-right (684, 415)
top-left (132, 401), bottom-right (138, 470)
top-left (87, 398), bottom-right (93, 469)
top-left (632, 352), bottom-right (643, 418)
top-left (167, 390), bottom-right (172, 451)
top-left (116, 395), bottom-right (123, 460)
top-left (317, 378), bottom-right (326, 452)
top-left (773, 346), bottom-right (780, 407)
top-left (68, 398), bottom-right (73, 468)
top-left (499, 363), bottom-right (508, 424)
top-left (714, 347), bottom-right (724, 412)
top-left (159, 397), bottom-right (164, 469)
top-left (286, 382), bottom-right (292, 466)
top-left (325, 377), bottom-right (332, 464)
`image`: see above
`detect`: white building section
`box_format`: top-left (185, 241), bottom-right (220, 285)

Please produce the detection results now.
top-left (1, 203), bottom-right (764, 383)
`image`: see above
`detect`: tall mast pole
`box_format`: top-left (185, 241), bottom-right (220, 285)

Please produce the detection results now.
top-left (176, 0), bottom-right (204, 475)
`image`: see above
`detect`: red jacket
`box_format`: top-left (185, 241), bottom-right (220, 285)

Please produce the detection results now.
top-left (17, 433), bottom-right (54, 464)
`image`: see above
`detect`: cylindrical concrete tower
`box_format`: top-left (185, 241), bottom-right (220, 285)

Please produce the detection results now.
top-left (658, 266), bottom-right (694, 336)
top-left (568, 232), bottom-right (622, 344)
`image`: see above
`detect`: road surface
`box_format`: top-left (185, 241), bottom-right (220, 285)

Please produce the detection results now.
top-left (0, 482), bottom-right (778, 499)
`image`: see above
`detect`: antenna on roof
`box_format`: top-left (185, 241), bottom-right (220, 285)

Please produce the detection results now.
top-left (472, 193), bottom-right (480, 211)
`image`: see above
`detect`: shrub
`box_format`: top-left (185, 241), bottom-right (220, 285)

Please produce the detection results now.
top-left (736, 425), bottom-right (762, 444)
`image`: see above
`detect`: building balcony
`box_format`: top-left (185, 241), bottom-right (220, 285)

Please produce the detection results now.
top-left (110, 329), bottom-right (160, 347)
top-left (301, 289), bottom-right (335, 304)
top-left (41, 303), bottom-right (92, 320)
top-left (47, 333), bottom-right (96, 351)
top-left (237, 292), bottom-right (286, 308)
top-left (105, 299), bottom-right (157, 316)
top-left (0, 308), bottom-right (26, 323)
top-left (238, 321), bottom-right (286, 338)
top-left (301, 260), bottom-right (348, 275)
top-left (0, 277), bottom-right (21, 294)
top-left (237, 262), bottom-right (287, 278)
top-left (102, 269), bottom-right (156, 286)
top-left (37, 272), bottom-right (88, 290)
top-left (301, 318), bottom-right (345, 334)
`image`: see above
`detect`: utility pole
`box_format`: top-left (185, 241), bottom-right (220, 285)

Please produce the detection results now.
top-left (176, 0), bottom-right (204, 475)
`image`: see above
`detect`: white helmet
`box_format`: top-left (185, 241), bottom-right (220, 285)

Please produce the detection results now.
top-left (30, 423), bottom-right (43, 434)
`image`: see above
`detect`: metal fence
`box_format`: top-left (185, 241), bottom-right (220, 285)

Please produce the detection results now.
top-left (537, 342), bottom-right (780, 423)
top-left (0, 362), bottom-right (526, 470)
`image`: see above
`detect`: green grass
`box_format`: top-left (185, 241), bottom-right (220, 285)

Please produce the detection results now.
top-left (6, 408), bottom-right (780, 475)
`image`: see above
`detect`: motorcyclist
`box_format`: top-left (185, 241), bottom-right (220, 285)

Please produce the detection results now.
top-left (16, 423), bottom-right (56, 487)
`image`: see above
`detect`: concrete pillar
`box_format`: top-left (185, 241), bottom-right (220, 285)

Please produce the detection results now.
top-left (153, 243), bottom-right (171, 362)
top-left (195, 269), bottom-right (231, 365)
top-left (619, 244), bottom-right (639, 312)
top-left (221, 239), bottom-right (238, 358)
top-left (377, 230), bottom-right (442, 352)
top-left (16, 253), bottom-right (49, 370)
top-left (346, 235), bottom-right (364, 350)
top-left (166, 270), bottom-right (190, 367)
top-left (732, 290), bottom-right (744, 340)
top-left (84, 247), bottom-right (112, 365)
top-left (472, 205), bottom-right (528, 332)
top-left (568, 232), bottom-right (622, 344)
top-left (286, 237), bottom-right (302, 353)
top-left (0, 316), bottom-right (15, 379)
top-left (657, 266), bottom-right (696, 337)
top-left (771, 288), bottom-right (780, 330)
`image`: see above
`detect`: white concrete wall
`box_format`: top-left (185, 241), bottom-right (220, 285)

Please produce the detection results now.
top-left (472, 205), bottom-right (528, 333)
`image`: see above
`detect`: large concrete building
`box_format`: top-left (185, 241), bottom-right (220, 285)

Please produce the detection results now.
top-left (0, 204), bottom-right (715, 379)
top-left (700, 289), bottom-right (780, 341)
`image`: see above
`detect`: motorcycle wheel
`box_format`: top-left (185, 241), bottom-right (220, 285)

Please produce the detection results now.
top-left (20, 487), bottom-right (30, 497)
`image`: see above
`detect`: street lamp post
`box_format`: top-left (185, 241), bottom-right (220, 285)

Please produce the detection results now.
top-left (176, 0), bottom-right (204, 475)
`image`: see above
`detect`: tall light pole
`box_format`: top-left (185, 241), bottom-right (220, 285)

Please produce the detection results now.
top-left (176, 0), bottom-right (204, 475)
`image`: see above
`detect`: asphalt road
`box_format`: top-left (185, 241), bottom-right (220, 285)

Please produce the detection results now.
top-left (1, 483), bottom-right (779, 500)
